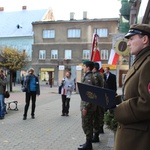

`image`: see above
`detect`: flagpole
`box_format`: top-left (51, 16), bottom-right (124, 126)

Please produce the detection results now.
top-left (92, 34), bottom-right (97, 61)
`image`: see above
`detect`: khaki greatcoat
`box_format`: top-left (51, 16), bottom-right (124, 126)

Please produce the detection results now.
top-left (114, 46), bottom-right (150, 150)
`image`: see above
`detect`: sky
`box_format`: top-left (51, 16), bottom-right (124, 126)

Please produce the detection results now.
top-left (0, 0), bottom-right (121, 20)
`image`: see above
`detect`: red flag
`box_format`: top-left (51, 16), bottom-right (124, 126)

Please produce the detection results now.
top-left (108, 49), bottom-right (119, 65)
top-left (91, 33), bottom-right (102, 69)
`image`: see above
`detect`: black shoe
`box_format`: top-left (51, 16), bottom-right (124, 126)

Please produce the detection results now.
top-left (92, 134), bottom-right (100, 143)
top-left (23, 116), bottom-right (27, 120)
top-left (31, 116), bottom-right (35, 119)
top-left (79, 143), bottom-right (86, 147)
top-left (78, 140), bottom-right (92, 150)
top-left (99, 126), bottom-right (104, 134)
top-left (65, 114), bottom-right (69, 116)
top-left (0, 116), bottom-right (4, 120)
top-left (61, 113), bottom-right (65, 116)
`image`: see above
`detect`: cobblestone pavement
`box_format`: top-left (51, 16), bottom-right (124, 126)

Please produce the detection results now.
top-left (0, 83), bottom-right (118, 150)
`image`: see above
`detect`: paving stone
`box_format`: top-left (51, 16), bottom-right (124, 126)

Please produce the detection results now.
top-left (0, 84), bottom-right (120, 150)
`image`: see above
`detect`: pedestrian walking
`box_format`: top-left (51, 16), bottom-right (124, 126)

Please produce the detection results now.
top-left (78, 60), bottom-right (96, 150)
top-left (23, 68), bottom-right (40, 120)
top-left (114, 24), bottom-right (150, 150)
top-left (92, 62), bottom-right (104, 143)
top-left (60, 71), bottom-right (74, 116)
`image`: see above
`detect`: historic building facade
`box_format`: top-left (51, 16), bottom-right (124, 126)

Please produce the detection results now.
top-left (32, 14), bottom-right (119, 86)
top-left (0, 6), bottom-right (54, 82)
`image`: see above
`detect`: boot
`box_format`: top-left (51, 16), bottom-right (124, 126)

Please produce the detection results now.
top-left (78, 140), bottom-right (93, 150)
top-left (99, 126), bottom-right (104, 134)
top-left (92, 133), bottom-right (100, 143)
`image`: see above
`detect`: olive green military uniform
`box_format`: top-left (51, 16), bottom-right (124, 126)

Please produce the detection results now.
top-left (80, 71), bottom-right (96, 141)
top-left (93, 71), bottom-right (104, 135)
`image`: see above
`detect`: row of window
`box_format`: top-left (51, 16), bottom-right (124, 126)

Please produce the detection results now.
top-left (39, 49), bottom-right (109, 60)
top-left (43, 28), bottom-right (108, 39)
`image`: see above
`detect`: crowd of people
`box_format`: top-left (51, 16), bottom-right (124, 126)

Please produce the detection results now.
top-left (0, 23), bottom-right (150, 150)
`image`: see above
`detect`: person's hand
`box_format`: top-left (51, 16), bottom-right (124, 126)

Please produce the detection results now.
top-left (82, 108), bottom-right (87, 116)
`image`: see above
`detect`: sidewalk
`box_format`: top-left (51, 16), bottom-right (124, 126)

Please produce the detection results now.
top-left (0, 84), bottom-right (116, 150)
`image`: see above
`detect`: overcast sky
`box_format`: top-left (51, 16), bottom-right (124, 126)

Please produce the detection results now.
top-left (0, 0), bottom-right (121, 20)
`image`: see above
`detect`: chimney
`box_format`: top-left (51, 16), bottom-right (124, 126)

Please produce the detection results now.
top-left (0, 7), bottom-right (4, 11)
top-left (22, 6), bottom-right (27, 10)
top-left (83, 11), bottom-right (87, 20)
top-left (70, 12), bottom-right (75, 20)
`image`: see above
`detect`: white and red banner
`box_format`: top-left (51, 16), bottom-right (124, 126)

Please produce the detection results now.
top-left (108, 49), bottom-right (119, 65)
top-left (91, 33), bottom-right (102, 69)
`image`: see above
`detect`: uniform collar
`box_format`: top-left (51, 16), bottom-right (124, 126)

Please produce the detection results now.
top-left (133, 46), bottom-right (150, 65)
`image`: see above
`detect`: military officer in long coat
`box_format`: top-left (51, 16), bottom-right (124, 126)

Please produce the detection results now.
top-left (114, 24), bottom-right (150, 150)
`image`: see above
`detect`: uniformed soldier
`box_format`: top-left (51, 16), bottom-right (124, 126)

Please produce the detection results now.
top-left (114, 24), bottom-right (150, 150)
top-left (92, 62), bottom-right (104, 143)
top-left (78, 60), bottom-right (96, 150)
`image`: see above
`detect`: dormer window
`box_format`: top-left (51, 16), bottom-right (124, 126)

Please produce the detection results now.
top-left (17, 24), bottom-right (22, 29)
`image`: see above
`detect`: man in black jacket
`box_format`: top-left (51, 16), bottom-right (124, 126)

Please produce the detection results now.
top-left (104, 67), bottom-right (117, 94)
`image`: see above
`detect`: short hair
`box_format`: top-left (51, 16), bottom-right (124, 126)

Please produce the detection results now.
top-left (83, 60), bottom-right (94, 71)
top-left (86, 63), bottom-right (94, 71)
top-left (105, 67), bottom-right (110, 70)
top-left (94, 62), bottom-right (100, 70)
top-left (67, 71), bottom-right (71, 76)
top-left (28, 68), bottom-right (34, 72)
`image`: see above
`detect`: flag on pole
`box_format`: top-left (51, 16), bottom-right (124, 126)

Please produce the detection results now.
top-left (91, 33), bottom-right (102, 69)
top-left (108, 49), bottom-right (119, 65)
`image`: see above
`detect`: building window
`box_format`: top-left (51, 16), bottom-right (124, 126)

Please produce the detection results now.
top-left (101, 50), bottom-right (108, 60)
top-left (64, 50), bottom-right (72, 59)
top-left (39, 50), bottom-right (46, 59)
top-left (51, 50), bottom-right (58, 59)
top-left (83, 50), bottom-right (90, 59)
top-left (68, 29), bottom-right (80, 38)
top-left (43, 29), bottom-right (55, 38)
top-left (95, 28), bottom-right (108, 37)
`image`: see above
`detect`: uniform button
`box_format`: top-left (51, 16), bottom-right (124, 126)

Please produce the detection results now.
top-left (118, 125), bottom-right (121, 129)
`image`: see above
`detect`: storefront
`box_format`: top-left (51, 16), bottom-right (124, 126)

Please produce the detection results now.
top-left (40, 68), bottom-right (54, 85)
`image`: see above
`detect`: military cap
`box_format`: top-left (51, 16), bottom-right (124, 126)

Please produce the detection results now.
top-left (125, 24), bottom-right (150, 39)
top-left (83, 60), bottom-right (94, 68)
top-left (83, 60), bottom-right (93, 65)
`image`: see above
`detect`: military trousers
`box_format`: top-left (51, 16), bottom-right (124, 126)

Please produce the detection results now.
top-left (81, 110), bottom-right (95, 140)
top-left (93, 106), bottom-right (105, 134)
